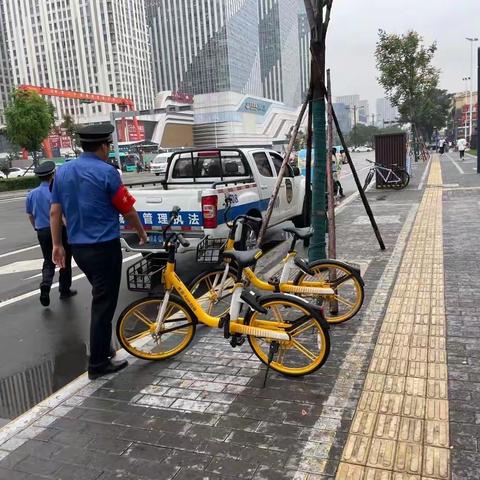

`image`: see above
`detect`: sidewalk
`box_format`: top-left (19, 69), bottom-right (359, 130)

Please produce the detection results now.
top-left (0, 155), bottom-right (478, 480)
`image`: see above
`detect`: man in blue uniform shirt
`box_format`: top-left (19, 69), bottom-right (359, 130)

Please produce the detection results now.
top-left (50, 124), bottom-right (147, 379)
top-left (26, 161), bottom-right (75, 306)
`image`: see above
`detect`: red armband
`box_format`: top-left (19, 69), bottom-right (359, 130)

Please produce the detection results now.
top-left (111, 184), bottom-right (136, 214)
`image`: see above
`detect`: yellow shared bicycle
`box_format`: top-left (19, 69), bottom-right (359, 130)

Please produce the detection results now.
top-left (117, 208), bottom-right (331, 377)
top-left (190, 208), bottom-right (365, 324)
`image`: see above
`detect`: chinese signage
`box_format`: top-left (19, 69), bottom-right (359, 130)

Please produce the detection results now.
top-left (120, 211), bottom-right (202, 228)
top-left (48, 129), bottom-right (72, 149)
top-left (238, 97), bottom-right (271, 115)
top-left (118, 121), bottom-right (145, 142)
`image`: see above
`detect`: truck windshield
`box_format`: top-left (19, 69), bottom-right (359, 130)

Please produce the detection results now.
top-left (171, 151), bottom-right (249, 179)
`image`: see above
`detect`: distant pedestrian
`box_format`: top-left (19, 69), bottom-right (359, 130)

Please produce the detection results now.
top-left (331, 148), bottom-right (345, 198)
top-left (50, 125), bottom-right (148, 380)
top-left (457, 138), bottom-right (467, 160)
top-left (26, 161), bottom-right (76, 307)
top-left (439, 139), bottom-right (445, 155)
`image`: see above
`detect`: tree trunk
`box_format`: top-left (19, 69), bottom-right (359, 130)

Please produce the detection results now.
top-left (309, 40), bottom-right (327, 261)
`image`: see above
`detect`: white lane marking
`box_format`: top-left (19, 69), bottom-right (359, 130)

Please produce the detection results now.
top-left (418, 155), bottom-right (432, 190)
top-left (447, 154), bottom-right (465, 174)
top-left (0, 198), bottom-right (27, 205)
top-left (0, 245), bottom-right (39, 259)
top-left (0, 259), bottom-right (44, 275)
top-left (0, 254), bottom-right (141, 309)
top-left (0, 238), bottom-right (5, 241)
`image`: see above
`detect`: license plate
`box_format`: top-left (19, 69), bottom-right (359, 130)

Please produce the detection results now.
top-left (147, 233), bottom-right (164, 245)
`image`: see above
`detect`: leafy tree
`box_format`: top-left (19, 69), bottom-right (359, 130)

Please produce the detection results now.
top-left (286, 126), bottom-right (306, 151)
top-left (4, 90), bottom-right (55, 166)
top-left (60, 113), bottom-right (79, 154)
top-left (413, 88), bottom-right (451, 140)
top-left (375, 30), bottom-right (445, 157)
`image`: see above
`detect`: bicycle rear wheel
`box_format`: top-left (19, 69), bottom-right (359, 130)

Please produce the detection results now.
top-left (116, 295), bottom-right (196, 361)
top-left (391, 169), bottom-right (410, 189)
top-left (245, 295), bottom-right (330, 376)
top-left (292, 260), bottom-right (364, 324)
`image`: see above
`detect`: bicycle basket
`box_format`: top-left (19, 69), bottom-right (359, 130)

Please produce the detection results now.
top-left (126, 254), bottom-right (165, 292)
top-left (196, 236), bottom-right (227, 264)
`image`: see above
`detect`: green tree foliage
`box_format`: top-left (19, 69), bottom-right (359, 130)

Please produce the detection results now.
top-left (286, 126), bottom-right (306, 151)
top-left (348, 124), bottom-right (403, 148)
top-left (375, 30), bottom-right (449, 142)
top-left (4, 90), bottom-right (55, 166)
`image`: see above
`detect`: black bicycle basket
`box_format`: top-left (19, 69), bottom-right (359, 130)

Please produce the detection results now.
top-left (126, 254), bottom-right (165, 292)
top-left (196, 236), bottom-right (227, 264)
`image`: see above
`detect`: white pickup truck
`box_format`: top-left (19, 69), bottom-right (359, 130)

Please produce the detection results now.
top-left (121, 148), bottom-right (307, 249)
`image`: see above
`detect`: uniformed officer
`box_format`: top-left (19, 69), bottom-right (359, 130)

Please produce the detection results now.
top-left (50, 124), bottom-right (148, 380)
top-left (26, 161), bottom-right (76, 307)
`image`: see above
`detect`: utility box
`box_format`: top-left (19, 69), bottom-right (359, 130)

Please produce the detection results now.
top-left (374, 133), bottom-right (408, 188)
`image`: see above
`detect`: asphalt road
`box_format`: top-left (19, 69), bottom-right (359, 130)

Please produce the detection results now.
top-left (0, 152), bottom-right (373, 424)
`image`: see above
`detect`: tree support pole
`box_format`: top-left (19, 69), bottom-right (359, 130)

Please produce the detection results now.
top-left (257, 92), bottom-right (311, 246)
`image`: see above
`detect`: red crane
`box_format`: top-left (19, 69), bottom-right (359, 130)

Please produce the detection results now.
top-left (18, 84), bottom-right (142, 157)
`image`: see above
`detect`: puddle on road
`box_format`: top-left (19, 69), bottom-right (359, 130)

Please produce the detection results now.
top-left (0, 344), bottom-right (87, 422)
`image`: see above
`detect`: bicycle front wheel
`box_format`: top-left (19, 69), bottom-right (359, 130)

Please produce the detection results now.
top-left (245, 295), bottom-right (330, 376)
top-left (188, 267), bottom-right (237, 318)
top-left (293, 260), bottom-right (364, 324)
top-left (363, 170), bottom-right (374, 191)
top-left (116, 295), bottom-right (196, 361)
top-left (391, 169), bottom-right (410, 189)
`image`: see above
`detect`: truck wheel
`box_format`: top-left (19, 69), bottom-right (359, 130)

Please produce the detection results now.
top-left (237, 216), bottom-right (260, 251)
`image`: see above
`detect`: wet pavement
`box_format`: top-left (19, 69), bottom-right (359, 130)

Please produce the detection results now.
top-left (0, 154), bottom-right (373, 426)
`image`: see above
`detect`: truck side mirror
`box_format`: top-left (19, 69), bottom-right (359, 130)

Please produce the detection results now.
top-left (292, 166), bottom-right (301, 176)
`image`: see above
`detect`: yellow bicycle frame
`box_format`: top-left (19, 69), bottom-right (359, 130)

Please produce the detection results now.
top-left (162, 259), bottom-right (291, 340)
top-left (223, 239), bottom-right (334, 295)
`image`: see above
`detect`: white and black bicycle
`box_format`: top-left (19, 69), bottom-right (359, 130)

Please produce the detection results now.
top-left (362, 159), bottom-right (410, 191)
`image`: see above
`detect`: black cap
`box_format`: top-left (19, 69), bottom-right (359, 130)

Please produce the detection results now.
top-left (76, 124), bottom-right (114, 143)
top-left (34, 161), bottom-right (56, 177)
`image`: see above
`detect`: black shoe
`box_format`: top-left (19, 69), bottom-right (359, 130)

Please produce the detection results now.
top-left (88, 359), bottom-right (128, 380)
top-left (60, 289), bottom-right (77, 300)
top-left (40, 286), bottom-right (50, 307)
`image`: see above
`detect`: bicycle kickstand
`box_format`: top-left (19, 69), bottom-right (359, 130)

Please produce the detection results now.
top-left (262, 341), bottom-right (279, 388)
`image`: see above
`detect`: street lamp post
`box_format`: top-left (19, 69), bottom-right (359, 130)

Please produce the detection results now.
top-left (462, 76), bottom-right (471, 138)
top-left (466, 37), bottom-right (478, 142)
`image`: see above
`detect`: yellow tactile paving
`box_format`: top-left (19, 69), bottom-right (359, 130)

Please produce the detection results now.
top-left (337, 157), bottom-right (450, 480)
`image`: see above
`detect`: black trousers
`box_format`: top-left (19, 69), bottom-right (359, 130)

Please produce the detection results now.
top-left (460, 150), bottom-right (465, 159)
top-left (37, 227), bottom-right (72, 294)
top-left (334, 180), bottom-right (344, 196)
top-left (71, 239), bottom-right (122, 369)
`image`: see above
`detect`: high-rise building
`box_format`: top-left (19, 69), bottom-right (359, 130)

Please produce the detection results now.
top-left (335, 95), bottom-right (370, 126)
top-left (376, 98), bottom-right (399, 127)
top-left (333, 103), bottom-right (351, 134)
top-left (0, 0), bottom-right (154, 124)
top-left (0, 6), bottom-right (12, 126)
top-left (147, 0), bottom-right (308, 108)
top-left (297, 9), bottom-right (310, 101)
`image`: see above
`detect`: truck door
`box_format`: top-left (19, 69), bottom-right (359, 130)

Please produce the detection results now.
top-left (252, 151), bottom-right (284, 221)
top-left (268, 151), bottom-right (297, 220)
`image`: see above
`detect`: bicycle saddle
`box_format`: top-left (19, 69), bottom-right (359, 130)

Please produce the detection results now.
top-left (222, 249), bottom-right (261, 269)
top-left (283, 227), bottom-right (314, 240)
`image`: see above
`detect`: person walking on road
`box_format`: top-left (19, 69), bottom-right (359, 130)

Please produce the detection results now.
top-left (50, 125), bottom-right (148, 380)
top-left (457, 138), bottom-right (467, 160)
top-left (26, 161), bottom-right (76, 307)
top-left (331, 148), bottom-right (345, 198)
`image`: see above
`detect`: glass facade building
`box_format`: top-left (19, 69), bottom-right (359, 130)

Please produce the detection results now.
top-left (147, 0), bottom-right (308, 108)
top-left (0, 0), bottom-right (154, 125)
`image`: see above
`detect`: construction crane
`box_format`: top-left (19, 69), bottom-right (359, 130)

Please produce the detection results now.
top-left (18, 84), bottom-right (141, 157)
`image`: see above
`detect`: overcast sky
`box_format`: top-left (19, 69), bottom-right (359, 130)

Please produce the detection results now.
top-left (325, 0), bottom-right (480, 113)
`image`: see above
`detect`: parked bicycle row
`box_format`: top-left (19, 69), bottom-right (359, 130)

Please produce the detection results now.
top-left (117, 202), bottom-right (365, 384)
